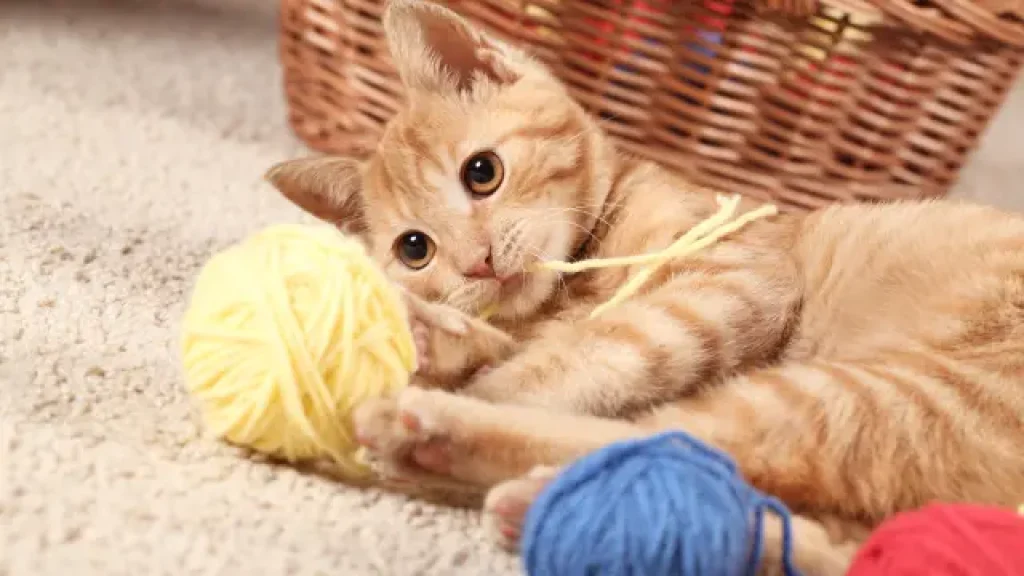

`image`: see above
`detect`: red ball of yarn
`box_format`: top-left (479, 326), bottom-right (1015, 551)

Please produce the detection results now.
top-left (847, 503), bottom-right (1024, 576)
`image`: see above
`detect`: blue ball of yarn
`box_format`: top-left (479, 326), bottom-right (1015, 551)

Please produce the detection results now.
top-left (520, 431), bottom-right (800, 576)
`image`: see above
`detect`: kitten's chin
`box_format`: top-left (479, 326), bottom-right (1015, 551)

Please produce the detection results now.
top-left (495, 269), bottom-right (558, 320)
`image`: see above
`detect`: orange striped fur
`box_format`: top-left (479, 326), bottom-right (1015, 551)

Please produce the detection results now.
top-left (266, 2), bottom-right (1024, 573)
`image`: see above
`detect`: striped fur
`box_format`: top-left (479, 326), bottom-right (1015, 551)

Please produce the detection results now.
top-left (267, 2), bottom-right (1024, 573)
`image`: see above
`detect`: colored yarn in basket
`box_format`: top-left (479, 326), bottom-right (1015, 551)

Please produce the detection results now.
top-left (520, 430), bottom-right (800, 576)
top-left (846, 503), bottom-right (1024, 576)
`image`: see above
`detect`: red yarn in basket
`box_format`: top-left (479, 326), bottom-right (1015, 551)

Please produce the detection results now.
top-left (846, 503), bottom-right (1024, 576)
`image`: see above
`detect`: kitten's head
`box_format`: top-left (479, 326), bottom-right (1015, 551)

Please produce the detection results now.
top-left (267, 0), bottom-right (614, 320)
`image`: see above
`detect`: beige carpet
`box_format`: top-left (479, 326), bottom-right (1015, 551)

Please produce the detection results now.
top-left (1, 1), bottom-right (1022, 574)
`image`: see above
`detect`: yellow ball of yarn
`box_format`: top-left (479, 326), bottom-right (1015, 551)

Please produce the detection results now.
top-left (180, 224), bottom-right (416, 477)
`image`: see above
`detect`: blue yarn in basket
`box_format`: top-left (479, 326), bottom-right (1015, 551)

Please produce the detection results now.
top-left (520, 430), bottom-right (801, 576)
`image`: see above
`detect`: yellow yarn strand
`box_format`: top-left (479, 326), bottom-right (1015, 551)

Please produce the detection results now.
top-left (477, 302), bottom-right (501, 321)
top-left (539, 194), bottom-right (778, 319)
top-left (181, 224), bottom-right (416, 479)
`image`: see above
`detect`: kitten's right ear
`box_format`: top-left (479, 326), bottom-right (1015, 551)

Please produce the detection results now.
top-left (264, 156), bottom-right (367, 234)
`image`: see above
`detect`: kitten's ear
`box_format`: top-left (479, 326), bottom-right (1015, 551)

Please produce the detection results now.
top-left (264, 156), bottom-right (367, 234)
top-left (382, 0), bottom-right (537, 94)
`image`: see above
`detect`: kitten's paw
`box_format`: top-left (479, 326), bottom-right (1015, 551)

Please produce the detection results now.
top-left (483, 466), bottom-right (560, 551)
top-left (352, 387), bottom-right (462, 480)
top-left (405, 294), bottom-right (459, 376)
top-left (411, 322), bottom-right (432, 373)
top-left (351, 396), bottom-right (410, 480)
top-left (404, 291), bottom-right (469, 336)
top-left (354, 387), bottom-right (544, 487)
top-left (402, 292), bottom-right (474, 383)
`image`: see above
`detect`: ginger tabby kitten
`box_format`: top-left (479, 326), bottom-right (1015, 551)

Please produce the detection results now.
top-left (267, 1), bottom-right (1024, 573)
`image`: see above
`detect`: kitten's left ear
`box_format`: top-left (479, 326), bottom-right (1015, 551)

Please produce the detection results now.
top-left (382, 0), bottom-right (540, 94)
top-left (264, 156), bottom-right (367, 235)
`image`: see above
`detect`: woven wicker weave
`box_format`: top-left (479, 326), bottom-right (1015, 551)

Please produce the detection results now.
top-left (279, 0), bottom-right (1024, 211)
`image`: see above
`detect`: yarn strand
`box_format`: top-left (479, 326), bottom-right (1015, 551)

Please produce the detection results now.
top-left (541, 194), bottom-right (744, 274)
top-left (537, 194), bottom-right (778, 319)
top-left (750, 493), bottom-right (799, 576)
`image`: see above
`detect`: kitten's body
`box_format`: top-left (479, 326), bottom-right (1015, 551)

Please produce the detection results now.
top-left (268, 1), bottom-right (1024, 572)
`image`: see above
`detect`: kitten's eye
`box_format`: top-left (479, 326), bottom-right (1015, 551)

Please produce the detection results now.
top-left (461, 150), bottom-right (504, 197)
top-left (394, 230), bottom-right (436, 270)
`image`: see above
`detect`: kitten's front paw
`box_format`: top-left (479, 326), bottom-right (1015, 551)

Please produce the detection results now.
top-left (352, 387), bottom-right (463, 482)
top-left (403, 293), bottom-right (469, 377)
top-left (411, 322), bottom-right (432, 375)
top-left (353, 386), bottom-right (539, 487)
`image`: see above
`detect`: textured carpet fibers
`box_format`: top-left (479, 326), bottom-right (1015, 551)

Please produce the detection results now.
top-left (1, 1), bottom-right (1022, 575)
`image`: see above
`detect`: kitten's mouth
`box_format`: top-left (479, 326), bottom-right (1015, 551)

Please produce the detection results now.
top-left (500, 271), bottom-right (525, 284)
top-left (469, 273), bottom-right (526, 315)
top-left (498, 272), bottom-right (526, 291)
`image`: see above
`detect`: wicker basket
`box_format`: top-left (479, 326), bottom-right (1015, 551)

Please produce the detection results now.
top-left (278, 0), bottom-right (1024, 212)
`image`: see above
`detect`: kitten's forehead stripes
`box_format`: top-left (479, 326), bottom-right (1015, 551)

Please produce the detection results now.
top-left (492, 115), bottom-right (581, 149)
top-left (446, 141), bottom-right (459, 168)
top-left (399, 123), bottom-right (446, 175)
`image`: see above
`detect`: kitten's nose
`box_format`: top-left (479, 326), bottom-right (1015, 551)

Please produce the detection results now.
top-left (465, 249), bottom-right (496, 279)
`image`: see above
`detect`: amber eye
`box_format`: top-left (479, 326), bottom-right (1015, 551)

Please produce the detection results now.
top-left (461, 150), bottom-right (504, 197)
top-left (394, 230), bottom-right (436, 270)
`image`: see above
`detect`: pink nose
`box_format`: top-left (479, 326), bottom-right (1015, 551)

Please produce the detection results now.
top-left (465, 251), bottom-right (495, 279)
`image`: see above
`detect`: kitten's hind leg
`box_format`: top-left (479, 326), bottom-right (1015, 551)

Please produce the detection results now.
top-left (641, 354), bottom-right (1024, 523)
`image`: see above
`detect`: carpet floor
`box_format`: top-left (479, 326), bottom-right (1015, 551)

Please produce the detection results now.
top-left (1, 1), bottom-right (1022, 575)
